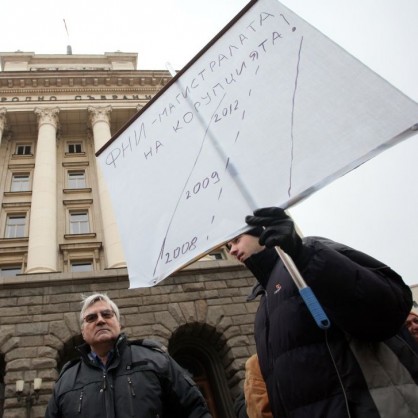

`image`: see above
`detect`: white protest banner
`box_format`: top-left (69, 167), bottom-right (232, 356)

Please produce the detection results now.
top-left (96, 0), bottom-right (418, 288)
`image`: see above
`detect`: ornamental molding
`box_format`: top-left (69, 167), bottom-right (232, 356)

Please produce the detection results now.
top-left (0, 73), bottom-right (171, 91)
top-left (0, 92), bottom-right (154, 103)
top-left (87, 105), bottom-right (112, 126)
top-left (34, 107), bottom-right (60, 129)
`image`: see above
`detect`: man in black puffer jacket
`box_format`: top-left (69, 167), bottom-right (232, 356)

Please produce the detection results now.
top-left (45, 293), bottom-right (211, 418)
top-left (228, 207), bottom-right (418, 418)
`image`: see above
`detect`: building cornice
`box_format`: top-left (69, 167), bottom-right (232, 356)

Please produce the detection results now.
top-left (0, 70), bottom-right (172, 92)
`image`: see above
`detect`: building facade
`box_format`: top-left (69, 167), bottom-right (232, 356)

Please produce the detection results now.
top-left (0, 51), bottom-right (258, 418)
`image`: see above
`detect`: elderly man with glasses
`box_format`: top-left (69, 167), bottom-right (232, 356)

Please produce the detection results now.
top-left (45, 293), bottom-right (211, 418)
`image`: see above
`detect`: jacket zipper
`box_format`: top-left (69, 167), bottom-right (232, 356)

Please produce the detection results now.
top-left (78, 389), bottom-right (84, 413)
top-left (102, 371), bottom-right (107, 391)
top-left (127, 376), bottom-right (136, 417)
top-left (127, 376), bottom-right (136, 397)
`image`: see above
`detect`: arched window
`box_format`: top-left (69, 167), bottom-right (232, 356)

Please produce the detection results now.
top-left (0, 354), bottom-right (5, 418)
top-left (169, 324), bottom-right (235, 418)
top-left (57, 335), bottom-right (84, 371)
top-left (173, 353), bottom-right (220, 417)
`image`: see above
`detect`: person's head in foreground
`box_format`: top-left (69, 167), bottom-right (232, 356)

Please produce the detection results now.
top-left (405, 308), bottom-right (418, 342)
top-left (228, 207), bottom-right (301, 260)
top-left (228, 207), bottom-right (301, 287)
top-left (228, 226), bottom-right (264, 263)
top-left (80, 293), bottom-right (121, 357)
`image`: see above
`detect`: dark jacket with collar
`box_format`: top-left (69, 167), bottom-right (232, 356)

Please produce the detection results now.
top-left (246, 236), bottom-right (418, 418)
top-left (45, 334), bottom-right (211, 418)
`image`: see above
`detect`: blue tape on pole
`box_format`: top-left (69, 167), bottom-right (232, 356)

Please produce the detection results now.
top-left (299, 287), bottom-right (331, 330)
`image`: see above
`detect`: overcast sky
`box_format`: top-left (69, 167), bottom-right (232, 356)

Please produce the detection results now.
top-left (1, 0), bottom-right (417, 285)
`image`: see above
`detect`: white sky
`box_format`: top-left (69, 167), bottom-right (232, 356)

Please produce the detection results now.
top-left (1, 0), bottom-right (417, 285)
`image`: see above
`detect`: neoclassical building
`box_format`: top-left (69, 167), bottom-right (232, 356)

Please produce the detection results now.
top-left (0, 51), bottom-right (258, 418)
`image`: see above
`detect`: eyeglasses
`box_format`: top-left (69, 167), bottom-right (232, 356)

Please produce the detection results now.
top-left (83, 309), bottom-right (115, 323)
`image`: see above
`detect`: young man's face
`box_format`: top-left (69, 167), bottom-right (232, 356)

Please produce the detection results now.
top-left (81, 300), bottom-right (121, 351)
top-left (228, 234), bottom-right (264, 263)
top-left (405, 313), bottom-right (418, 342)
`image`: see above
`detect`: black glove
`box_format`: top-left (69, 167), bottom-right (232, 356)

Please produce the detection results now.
top-left (245, 207), bottom-right (302, 258)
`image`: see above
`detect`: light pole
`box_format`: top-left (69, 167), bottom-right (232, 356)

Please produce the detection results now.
top-left (15, 378), bottom-right (42, 418)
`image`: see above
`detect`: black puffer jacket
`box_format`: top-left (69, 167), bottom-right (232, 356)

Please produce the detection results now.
top-left (45, 334), bottom-right (211, 418)
top-left (246, 236), bottom-right (418, 418)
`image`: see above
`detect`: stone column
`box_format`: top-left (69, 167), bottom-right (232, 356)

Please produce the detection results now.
top-left (0, 108), bottom-right (6, 144)
top-left (88, 106), bottom-right (126, 268)
top-left (26, 108), bottom-right (60, 273)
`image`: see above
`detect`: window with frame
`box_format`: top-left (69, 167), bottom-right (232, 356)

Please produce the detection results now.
top-left (68, 142), bottom-right (83, 154)
top-left (70, 260), bottom-right (93, 272)
top-left (60, 242), bottom-right (101, 273)
top-left (15, 144), bottom-right (32, 155)
top-left (10, 173), bottom-right (30, 192)
top-left (207, 252), bottom-right (225, 260)
top-left (69, 211), bottom-right (90, 234)
top-left (199, 251), bottom-right (226, 261)
top-left (0, 265), bottom-right (21, 277)
top-left (67, 170), bottom-right (86, 189)
top-left (5, 214), bottom-right (26, 238)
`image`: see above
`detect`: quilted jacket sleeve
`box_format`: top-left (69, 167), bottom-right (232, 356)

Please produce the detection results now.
top-left (164, 355), bottom-right (212, 418)
top-left (297, 236), bottom-right (413, 341)
top-left (44, 392), bottom-right (61, 418)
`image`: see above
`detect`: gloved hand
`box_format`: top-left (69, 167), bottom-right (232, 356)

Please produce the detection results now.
top-left (245, 207), bottom-right (302, 258)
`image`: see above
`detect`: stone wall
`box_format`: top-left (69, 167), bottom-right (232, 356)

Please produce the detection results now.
top-left (0, 261), bottom-right (258, 418)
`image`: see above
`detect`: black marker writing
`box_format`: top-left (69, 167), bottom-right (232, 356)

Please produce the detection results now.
top-left (185, 171), bottom-right (221, 200)
top-left (214, 100), bottom-right (239, 123)
top-left (280, 13), bottom-right (296, 32)
top-left (164, 237), bottom-right (198, 264)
